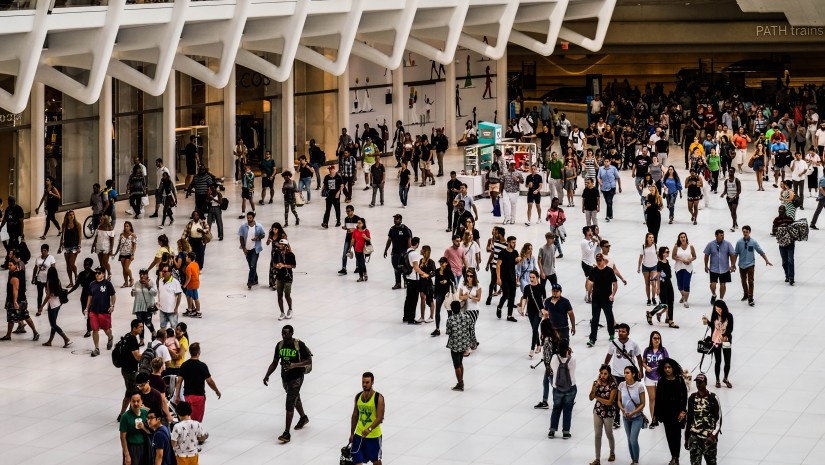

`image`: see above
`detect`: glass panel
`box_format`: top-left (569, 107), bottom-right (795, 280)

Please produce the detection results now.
top-left (115, 67), bottom-right (162, 114)
top-left (58, 119), bottom-right (99, 204)
top-left (295, 92), bottom-right (337, 165)
top-left (0, 1), bottom-right (37, 11)
top-left (52, 1), bottom-right (110, 7)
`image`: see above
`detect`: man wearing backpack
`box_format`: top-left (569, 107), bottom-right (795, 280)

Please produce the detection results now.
top-left (263, 325), bottom-right (312, 444)
top-left (548, 339), bottom-right (576, 440)
top-left (116, 319), bottom-right (144, 422)
top-left (684, 373), bottom-right (722, 465)
top-left (349, 372), bottom-right (385, 465)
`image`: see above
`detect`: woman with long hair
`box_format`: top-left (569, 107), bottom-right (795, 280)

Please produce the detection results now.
top-left (91, 215), bottom-right (115, 279)
top-left (459, 269), bottom-right (482, 355)
top-left (417, 245), bottom-right (436, 322)
top-left (636, 233), bottom-right (659, 306)
top-left (642, 331), bottom-right (669, 429)
top-left (487, 158), bottom-right (502, 210)
top-left (588, 364), bottom-right (617, 465)
top-left (174, 238), bottom-right (192, 282)
top-left (523, 271), bottom-right (545, 358)
top-left (115, 221), bottom-right (138, 288)
top-left (36, 267), bottom-right (71, 348)
top-left (563, 158), bottom-right (578, 207)
top-left (59, 210), bottom-right (82, 288)
top-left (703, 300), bottom-right (734, 389)
top-left (430, 257), bottom-right (455, 337)
top-left (535, 318), bottom-right (561, 410)
top-left (618, 365), bottom-right (646, 465)
top-left (644, 185), bottom-right (663, 243)
top-left (752, 142), bottom-right (767, 191)
top-left (35, 176), bottom-right (62, 239)
top-left (350, 218), bottom-right (371, 283)
top-left (515, 243), bottom-right (538, 315)
top-left (159, 171), bottom-right (177, 227)
top-left (461, 230), bottom-right (481, 280)
top-left (685, 168), bottom-right (703, 225)
top-left (651, 246), bottom-right (678, 328)
top-left (182, 210), bottom-right (209, 269)
top-left (131, 268), bottom-right (157, 346)
top-left (662, 166), bottom-right (682, 224)
top-left (671, 232), bottom-right (696, 308)
top-left (653, 358), bottom-right (687, 465)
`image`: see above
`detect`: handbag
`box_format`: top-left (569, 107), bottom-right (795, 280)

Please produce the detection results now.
top-left (339, 444), bottom-right (353, 465)
top-left (296, 194), bottom-right (305, 206)
top-left (140, 286), bottom-right (158, 314)
top-left (697, 327), bottom-right (713, 354)
top-left (141, 195), bottom-right (150, 206)
top-left (199, 222), bottom-right (213, 244)
top-left (364, 241), bottom-right (374, 256)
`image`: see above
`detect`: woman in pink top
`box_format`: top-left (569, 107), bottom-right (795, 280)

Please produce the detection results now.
top-left (350, 218), bottom-right (371, 282)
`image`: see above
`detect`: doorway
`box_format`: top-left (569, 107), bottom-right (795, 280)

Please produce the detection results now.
top-left (0, 129), bottom-right (19, 203)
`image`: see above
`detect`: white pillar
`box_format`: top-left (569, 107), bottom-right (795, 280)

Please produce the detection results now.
top-left (223, 66), bottom-right (236, 177)
top-left (496, 53), bottom-right (507, 127)
top-left (445, 62), bottom-right (457, 148)
top-left (281, 70), bottom-right (295, 170)
top-left (338, 68), bottom-right (350, 136)
top-left (163, 73), bottom-right (177, 181)
top-left (29, 83), bottom-right (45, 215)
top-left (99, 76), bottom-right (113, 183)
top-left (392, 65), bottom-right (404, 129)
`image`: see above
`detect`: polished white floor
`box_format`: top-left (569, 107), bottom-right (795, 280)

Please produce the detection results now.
top-left (1, 149), bottom-right (824, 465)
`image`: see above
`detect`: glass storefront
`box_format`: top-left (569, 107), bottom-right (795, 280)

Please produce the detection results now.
top-left (294, 58), bottom-right (338, 164)
top-left (0, 74), bottom-right (29, 206)
top-left (235, 62), bottom-right (282, 172)
top-left (175, 63), bottom-right (224, 179)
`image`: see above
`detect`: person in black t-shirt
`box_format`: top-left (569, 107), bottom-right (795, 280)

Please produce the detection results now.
top-left (446, 172), bottom-right (463, 232)
top-left (496, 236), bottom-right (520, 322)
top-left (384, 215), bottom-right (412, 289)
top-left (69, 258), bottom-right (95, 337)
top-left (321, 165), bottom-right (344, 228)
top-left (525, 165), bottom-right (544, 225)
top-left (118, 319), bottom-right (143, 421)
top-left (175, 342), bottom-right (221, 424)
top-left (586, 254), bottom-right (618, 346)
top-left (263, 325), bottom-right (312, 444)
top-left (399, 161), bottom-right (411, 207)
top-left (271, 240), bottom-right (297, 320)
top-left (633, 148), bottom-right (653, 198)
top-left (136, 372), bottom-right (173, 424)
top-left (581, 178), bottom-right (601, 227)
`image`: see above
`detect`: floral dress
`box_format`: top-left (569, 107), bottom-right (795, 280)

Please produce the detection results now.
top-left (593, 379), bottom-right (618, 418)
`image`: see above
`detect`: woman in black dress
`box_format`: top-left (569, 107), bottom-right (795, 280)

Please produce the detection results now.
top-left (685, 168), bottom-right (703, 225)
top-left (644, 185), bottom-right (663, 243)
top-left (648, 246), bottom-right (678, 328)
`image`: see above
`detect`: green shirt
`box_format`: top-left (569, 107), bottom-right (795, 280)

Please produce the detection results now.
top-left (707, 154), bottom-right (721, 171)
top-left (119, 407), bottom-right (149, 445)
top-left (362, 144), bottom-right (378, 164)
top-left (547, 159), bottom-right (564, 180)
top-left (260, 159), bottom-right (276, 177)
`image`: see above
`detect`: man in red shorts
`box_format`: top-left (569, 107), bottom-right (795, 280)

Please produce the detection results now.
top-left (84, 267), bottom-right (116, 357)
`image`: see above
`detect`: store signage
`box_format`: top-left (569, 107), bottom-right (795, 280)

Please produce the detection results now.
top-left (238, 71), bottom-right (272, 88)
top-left (479, 128), bottom-right (494, 139)
top-left (0, 112), bottom-right (22, 127)
top-left (756, 25), bottom-right (825, 37)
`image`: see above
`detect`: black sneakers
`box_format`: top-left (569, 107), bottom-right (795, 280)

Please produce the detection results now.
top-left (294, 416), bottom-right (309, 430)
top-left (534, 401), bottom-right (549, 409)
top-left (278, 431), bottom-right (291, 443)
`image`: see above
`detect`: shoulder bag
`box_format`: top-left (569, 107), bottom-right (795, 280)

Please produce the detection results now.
top-left (139, 285), bottom-right (158, 313)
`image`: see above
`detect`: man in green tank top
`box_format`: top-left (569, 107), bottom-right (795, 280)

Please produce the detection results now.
top-left (349, 372), bottom-right (385, 465)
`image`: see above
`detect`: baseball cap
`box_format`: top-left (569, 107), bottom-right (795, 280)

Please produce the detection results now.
top-left (393, 214), bottom-right (402, 219)
top-left (695, 373), bottom-right (707, 384)
top-left (551, 284), bottom-right (562, 291)
top-left (278, 239), bottom-right (289, 246)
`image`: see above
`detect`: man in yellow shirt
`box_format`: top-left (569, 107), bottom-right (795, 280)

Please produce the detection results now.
top-left (348, 372), bottom-right (385, 465)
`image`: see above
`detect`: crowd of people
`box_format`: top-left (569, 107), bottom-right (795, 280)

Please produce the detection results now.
top-left (1, 77), bottom-right (822, 465)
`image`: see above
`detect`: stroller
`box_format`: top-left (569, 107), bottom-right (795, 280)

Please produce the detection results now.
top-left (163, 374), bottom-right (180, 425)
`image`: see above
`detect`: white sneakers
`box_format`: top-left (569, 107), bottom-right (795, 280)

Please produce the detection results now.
top-left (278, 312), bottom-right (286, 320)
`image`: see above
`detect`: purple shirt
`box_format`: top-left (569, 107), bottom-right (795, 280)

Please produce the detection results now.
top-left (644, 347), bottom-right (669, 381)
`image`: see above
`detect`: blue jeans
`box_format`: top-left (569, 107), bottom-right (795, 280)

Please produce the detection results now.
top-left (246, 250), bottom-right (260, 285)
top-left (298, 176), bottom-right (312, 202)
top-left (399, 186), bottom-right (409, 206)
top-left (311, 163), bottom-right (322, 187)
top-left (779, 244), bottom-right (795, 280)
top-left (542, 371), bottom-right (554, 402)
top-left (550, 385), bottom-right (577, 433)
top-left (623, 414), bottom-right (643, 462)
top-left (666, 192), bottom-right (678, 219)
top-left (341, 240), bottom-right (351, 269)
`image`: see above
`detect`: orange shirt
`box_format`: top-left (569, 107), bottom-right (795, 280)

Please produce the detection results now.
top-left (185, 262), bottom-right (200, 289)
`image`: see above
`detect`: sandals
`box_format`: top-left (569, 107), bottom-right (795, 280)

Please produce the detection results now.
top-left (715, 381), bottom-right (721, 388)
top-left (668, 321), bottom-right (680, 329)
top-left (723, 379), bottom-right (733, 388)
top-left (63, 340), bottom-right (73, 348)
top-left (646, 312), bottom-right (653, 325)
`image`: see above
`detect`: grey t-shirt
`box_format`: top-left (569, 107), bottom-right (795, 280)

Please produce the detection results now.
top-left (537, 244), bottom-right (556, 276)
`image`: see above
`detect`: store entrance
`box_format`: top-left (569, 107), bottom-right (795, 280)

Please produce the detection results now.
top-left (175, 126), bottom-right (209, 185)
top-left (0, 130), bottom-right (19, 203)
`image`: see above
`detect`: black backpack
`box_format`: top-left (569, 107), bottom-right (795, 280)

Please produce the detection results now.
top-left (555, 355), bottom-right (573, 391)
top-left (400, 250), bottom-right (414, 276)
top-left (775, 149), bottom-right (792, 167)
top-left (220, 197), bottom-right (229, 211)
top-left (138, 340), bottom-right (162, 375)
top-left (111, 334), bottom-right (131, 369)
top-left (17, 241), bottom-right (31, 263)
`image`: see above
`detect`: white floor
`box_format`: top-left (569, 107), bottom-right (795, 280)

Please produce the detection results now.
top-left (1, 149), bottom-right (824, 465)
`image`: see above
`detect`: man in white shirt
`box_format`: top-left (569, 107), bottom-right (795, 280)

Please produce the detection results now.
top-left (519, 114), bottom-right (535, 136)
top-left (580, 226), bottom-right (598, 302)
top-left (156, 264), bottom-right (182, 329)
top-left (806, 108), bottom-right (819, 151)
top-left (151, 158), bottom-right (171, 218)
top-left (33, 244), bottom-right (56, 309)
top-left (590, 95), bottom-right (603, 121)
top-left (402, 237), bottom-right (428, 325)
top-left (603, 323), bottom-right (645, 428)
top-left (790, 152), bottom-right (808, 209)
top-left (815, 122), bottom-right (825, 157)
top-left (570, 126), bottom-right (586, 156)
top-left (152, 329), bottom-right (173, 369)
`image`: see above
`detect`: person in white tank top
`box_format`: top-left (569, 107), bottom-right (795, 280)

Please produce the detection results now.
top-left (637, 233), bottom-right (659, 306)
top-left (671, 232), bottom-right (696, 308)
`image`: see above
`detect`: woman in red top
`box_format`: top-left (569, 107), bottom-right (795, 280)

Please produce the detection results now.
top-left (350, 218), bottom-right (372, 282)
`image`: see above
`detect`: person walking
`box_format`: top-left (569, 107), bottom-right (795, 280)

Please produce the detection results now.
top-left (171, 401), bottom-right (209, 465)
top-left (281, 171), bottom-right (300, 227)
top-left (398, 160), bottom-right (411, 208)
top-left (604, 323), bottom-right (645, 429)
top-left (654, 358), bottom-right (688, 465)
top-left (36, 267), bottom-right (71, 348)
top-left (338, 206), bottom-right (361, 276)
top-left (534, 318), bottom-right (561, 410)
top-left (589, 364), bottom-right (617, 465)
top-left (322, 165), bottom-right (344, 228)
top-left (597, 157), bottom-right (621, 222)
top-left (205, 184), bottom-right (222, 240)
top-left (151, 158), bottom-right (172, 218)
top-left (263, 325), bottom-right (312, 444)
top-left (350, 219), bottom-right (371, 283)
top-left (582, 178), bottom-right (601, 227)
top-left (34, 176), bottom-right (62, 239)
top-left (126, 165), bottom-right (147, 219)
top-left (159, 171), bottom-right (178, 229)
top-left (547, 338), bottom-right (577, 440)
top-left (733, 226), bottom-right (772, 306)
top-left (174, 342), bottom-right (222, 423)
top-left (383, 214), bottom-right (412, 290)
top-left (445, 300), bottom-right (473, 391)
top-left (525, 164), bottom-right (543, 225)
top-left (545, 197), bottom-right (566, 257)
top-left (684, 373), bottom-right (723, 465)
top-left (430, 258), bottom-right (454, 337)
top-left (182, 211), bottom-right (209, 270)
top-left (84, 267), bottom-right (116, 356)
top-left (32, 244), bottom-right (56, 310)
top-left (703, 230), bottom-right (736, 305)
top-left (685, 168), bottom-right (703, 225)
top-left (644, 185), bottom-right (663, 243)
top-left (308, 138), bottom-right (325, 189)
top-left (703, 300), bottom-right (734, 389)
top-left (59, 210), bottom-right (82, 288)
top-left (239, 163), bottom-right (256, 218)
top-left (779, 180), bottom-right (798, 220)
top-left (719, 169), bottom-right (741, 232)
top-left (182, 253), bottom-right (202, 318)
top-left (672, 232), bottom-right (696, 308)
top-left (522, 271), bottom-right (545, 358)
top-left (297, 157), bottom-right (314, 205)
top-left (617, 365), bottom-right (646, 465)
top-left (348, 372), bottom-right (385, 465)
top-left (581, 226), bottom-right (599, 303)
top-left (458, 269), bottom-right (482, 354)
top-left (642, 331), bottom-right (669, 429)
top-left (92, 215), bottom-right (116, 279)
top-left (790, 151), bottom-right (808, 209)
top-left (115, 221), bottom-right (138, 288)
top-left (586, 253), bottom-right (618, 347)
top-left (239, 212), bottom-right (266, 289)
top-left (537, 232), bottom-right (558, 288)
top-left (156, 264), bottom-right (182, 330)
top-left (500, 163), bottom-right (524, 224)
top-left (132, 269), bottom-right (158, 346)
top-left (495, 235), bottom-right (520, 322)
top-left (369, 156), bottom-right (386, 207)
top-left (811, 170), bottom-right (825, 230)
top-left (259, 150), bottom-right (277, 205)
top-left (271, 240), bottom-right (296, 319)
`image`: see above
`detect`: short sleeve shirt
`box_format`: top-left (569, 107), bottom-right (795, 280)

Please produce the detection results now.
top-left (157, 277), bottom-right (182, 313)
top-left (609, 338), bottom-right (642, 377)
top-left (172, 420), bottom-right (206, 457)
top-left (179, 359), bottom-right (211, 396)
top-left (544, 296), bottom-right (572, 329)
top-left (119, 407), bottom-right (149, 445)
top-left (88, 280), bottom-right (115, 313)
top-left (588, 266), bottom-right (617, 302)
top-left (388, 225), bottom-right (412, 254)
top-left (276, 339), bottom-right (311, 381)
top-left (33, 255), bottom-right (56, 283)
top-left (406, 249), bottom-right (422, 281)
top-left (703, 240), bottom-right (735, 274)
top-left (151, 426), bottom-right (175, 465)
